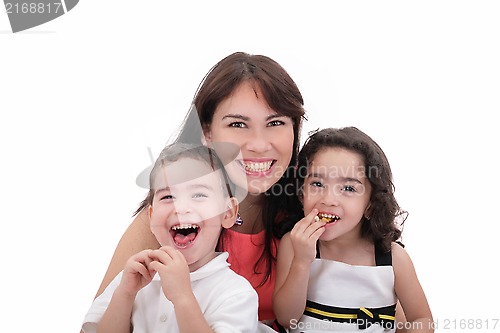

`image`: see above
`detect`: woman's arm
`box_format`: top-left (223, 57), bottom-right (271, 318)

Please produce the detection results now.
top-left (392, 243), bottom-right (434, 333)
top-left (94, 208), bottom-right (160, 299)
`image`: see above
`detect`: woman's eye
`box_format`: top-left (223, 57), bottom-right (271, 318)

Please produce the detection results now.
top-left (229, 122), bottom-right (247, 128)
top-left (267, 120), bottom-right (285, 127)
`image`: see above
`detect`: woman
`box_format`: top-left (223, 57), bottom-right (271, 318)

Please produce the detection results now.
top-left (94, 52), bottom-right (306, 326)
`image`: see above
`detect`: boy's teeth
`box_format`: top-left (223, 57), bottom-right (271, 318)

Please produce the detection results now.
top-left (242, 161), bottom-right (273, 172)
top-left (172, 224), bottom-right (199, 230)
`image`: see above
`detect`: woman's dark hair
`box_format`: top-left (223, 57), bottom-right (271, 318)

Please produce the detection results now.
top-left (136, 52), bottom-right (306, 285)
top-left (291, 127), bottom-right (405, 252)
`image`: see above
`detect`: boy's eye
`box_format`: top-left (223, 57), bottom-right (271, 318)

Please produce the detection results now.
top-left (228, 122), bottom-right (247, 128)
top-left (192, 193), bottom-right (208, 199)
top-left (267, 120), bottom-right (285, 127)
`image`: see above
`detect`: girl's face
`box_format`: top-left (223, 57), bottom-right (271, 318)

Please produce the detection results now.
top-left (302, 147), bottom-right (372, 242)
top-left (204, 81), bottom-right (294, 195)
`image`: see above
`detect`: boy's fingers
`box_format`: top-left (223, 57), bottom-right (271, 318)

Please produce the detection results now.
top-left (129, 260), bottom-right (150, 278)
top-left (160, 246), bottom-right (188, 267)
top-left (149, 249), bottom-right (172, 265)
top-left (148, 260), bottom-right (162, 273)
top-left (160, 245), bottom-right (178, 257)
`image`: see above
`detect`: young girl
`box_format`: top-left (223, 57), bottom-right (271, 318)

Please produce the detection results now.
top-left (273, 127), bottom-right (433, 332)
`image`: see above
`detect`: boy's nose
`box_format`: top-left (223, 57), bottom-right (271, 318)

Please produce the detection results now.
top-left (173, 199), bottom-right (191, 214)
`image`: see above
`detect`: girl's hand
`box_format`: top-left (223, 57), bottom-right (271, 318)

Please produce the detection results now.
top-left (289, 208), bottom-right (326, 264)
top-left (148, 246), bottom-right (192, 304)
top-left (118, 249), bottom-right (156, 297)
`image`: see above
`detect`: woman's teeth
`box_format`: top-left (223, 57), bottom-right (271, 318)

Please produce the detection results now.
top-left (242, 161), bottom-right (273, 172)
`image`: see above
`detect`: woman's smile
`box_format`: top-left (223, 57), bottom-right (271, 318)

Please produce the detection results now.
top-left (207, 81), bottom-right (294, 194)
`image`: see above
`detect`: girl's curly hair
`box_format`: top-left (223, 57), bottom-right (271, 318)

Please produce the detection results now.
top-left (291, 127), bottom-right (406, 252)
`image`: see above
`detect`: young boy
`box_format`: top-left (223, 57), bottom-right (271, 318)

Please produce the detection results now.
top-left (82, 143), bottom-right (259, 333)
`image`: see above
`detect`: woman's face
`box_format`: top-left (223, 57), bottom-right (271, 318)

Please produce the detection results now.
top-left (204, 81), bottom-right (295, 195)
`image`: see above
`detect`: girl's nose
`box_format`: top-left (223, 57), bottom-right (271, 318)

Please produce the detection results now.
top-left (321, 186), bottom-right (341, 206)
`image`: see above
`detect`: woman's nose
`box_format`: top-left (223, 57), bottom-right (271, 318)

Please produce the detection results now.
top-left (245, 129), bottom-right (272, 153)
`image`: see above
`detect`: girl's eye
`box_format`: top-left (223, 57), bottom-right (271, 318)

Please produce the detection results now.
top-left (192, 193), bottom-right (208, 199)
top-left (160, 195), bottom-right (174, 200)
top-left (228, 122), bottom-right (247, 128)
top-left (342, 185), bottom-right (356, 192)
top-left (267, 120), bottom-right (285, 127)
top-left (310, 181), bottom-right (324, 188)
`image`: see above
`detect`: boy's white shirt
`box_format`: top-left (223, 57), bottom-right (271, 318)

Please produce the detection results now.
top-left (82, 252), bottom-right (260, 333)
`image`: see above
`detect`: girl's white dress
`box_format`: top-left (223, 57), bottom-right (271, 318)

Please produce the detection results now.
top-left (288, 245), bottom-right (397, 333)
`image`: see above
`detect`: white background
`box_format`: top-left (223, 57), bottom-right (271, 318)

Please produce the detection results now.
top-left (1, 1), bottom-right (499, 332)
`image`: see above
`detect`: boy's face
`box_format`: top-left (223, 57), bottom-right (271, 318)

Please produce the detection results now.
top-left (149, 158), bottom-right (234, 272)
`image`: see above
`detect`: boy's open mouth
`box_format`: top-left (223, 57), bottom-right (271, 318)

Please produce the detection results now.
top-left (170, 224), bottom-right (200, 248)
top-left (315, 213), bottom-right (340, 224)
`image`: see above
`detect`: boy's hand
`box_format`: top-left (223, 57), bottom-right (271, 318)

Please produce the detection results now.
top-left (118, 249), bottom-right (156, 297)
top-left (289, 209), bottom-right (326, 264)
top-left (148, 246), bottom-right (191, 303)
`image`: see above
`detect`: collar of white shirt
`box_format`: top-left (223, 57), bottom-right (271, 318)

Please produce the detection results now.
top-left (151, 252), bottom-right (230, 283)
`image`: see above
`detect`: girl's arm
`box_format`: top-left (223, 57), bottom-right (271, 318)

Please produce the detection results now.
top-left (273, 210), bottom-right (325, 327)
top-left (273, 233), bottom-right (311, 327)
top-left (94, 208), bottom-right (160, 299)
top-left (392, 243), bottom-right (434, 333)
